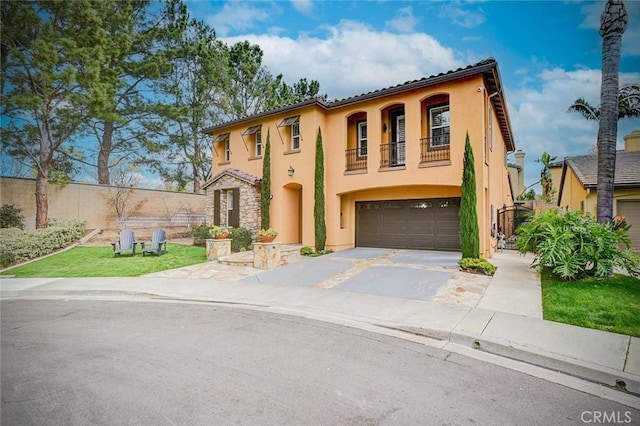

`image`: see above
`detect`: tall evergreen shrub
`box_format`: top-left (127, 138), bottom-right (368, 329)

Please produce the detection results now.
top-left (314, 127), bottom-right (326, 251)
top-left (460, 132), bottom-right (480, 258)
top-left (260, 128), bottom-right (271, 229)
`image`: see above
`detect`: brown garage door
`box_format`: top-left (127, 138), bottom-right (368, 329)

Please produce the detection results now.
top-left (356, 198), bottom-right (460, 250)
top-left (617, 200), bottom-right (640, 251)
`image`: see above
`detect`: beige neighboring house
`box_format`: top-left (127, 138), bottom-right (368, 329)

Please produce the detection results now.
top-left (507, 150), bottom-right (525, 199)
top-left (556, 130), bottom-right (640, 250)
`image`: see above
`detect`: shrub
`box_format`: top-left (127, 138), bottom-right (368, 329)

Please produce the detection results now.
top-left (0, 204), bottom-right (24, 229)
top-left (191, 224), bottom-right (210, 246)
top-left (0, 219), bottom-right (85, 268)
top-left (517, 209), bottom-right (639, 280)
top-left (230, 227), bottom-right (252, 252)
top-left (300, 246), bottom-right (313, 255)
top-left (459, 258), bottom-right (496, 276)
top-left (460, 133), bottom-right (479, 258)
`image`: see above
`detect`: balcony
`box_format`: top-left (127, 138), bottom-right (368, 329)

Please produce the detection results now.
top-left (420, 136), bottom-right (450, 163)
top-left (380, 141), bottom-right (405, 168)
top-left (345, 148), bottom-right (367, 171)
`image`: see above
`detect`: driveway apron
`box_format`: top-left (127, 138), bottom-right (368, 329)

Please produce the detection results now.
top-left (242, 248), bottom-right (462, 302)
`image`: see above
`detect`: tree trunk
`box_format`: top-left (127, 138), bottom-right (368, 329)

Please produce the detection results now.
top-left (596, 0), bottom-right (627, 224)
top-left (35, 171), bottom-right (49, 229)
top-left (98, 121), bottom-right (114, 185)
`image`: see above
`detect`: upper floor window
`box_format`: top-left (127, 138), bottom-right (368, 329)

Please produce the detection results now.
top-left (357, 121), bottom-right (367, 156)
top-left (430, 105), bottom-right (450, 148)
top-left (255, 130), bottom-right (262, 157)
top-left (292, 123), bottom-right (300, 150)
top-left (488, 104), bottom-right (493, 151)
top-left (224, 140), bottom-right (231, 162)
top-left (242, 125), bottom-right (262, 158)
top-left (277, 115), bottom-right (300, 152)
top-left (213, 133), bottom-right (230, 163)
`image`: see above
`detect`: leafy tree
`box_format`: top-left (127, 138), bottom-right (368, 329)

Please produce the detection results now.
top-left (221, 41), bottom-right (324, 120)
top-left (260, 129), bottom-right (271, 229)
top-left (154, 6), bottom-right (227, 192)
top-left (460, 132), bottom-right (479, 258)
top-left (596, 0), bottom-right (628, 224)
top-left (1, 1), bottom-right (106, 228)
top-left (84, 0), bottom-right (177, 185)
top-left (517, 189), bottom-right (536, 201)
top-left (314, 128), bottom-right (326, 252)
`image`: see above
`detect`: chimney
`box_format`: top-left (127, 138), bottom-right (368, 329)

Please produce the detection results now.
top-left (624, 130), bottom-right (640, 152)
top-left (514, 150), bottom-right (525, 195)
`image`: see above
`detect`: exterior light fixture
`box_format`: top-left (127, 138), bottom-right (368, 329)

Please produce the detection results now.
top-left (288, 166), bottom-right (295, 176)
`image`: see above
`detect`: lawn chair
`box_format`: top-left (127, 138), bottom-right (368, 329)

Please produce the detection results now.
top-left (111, 229), bottom-right (137, 256)
top-left (141, 229), bottom-right (167, 256)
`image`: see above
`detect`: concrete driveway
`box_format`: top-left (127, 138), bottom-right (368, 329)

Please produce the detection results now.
top-left (239, 248), bottom-right (488, 304)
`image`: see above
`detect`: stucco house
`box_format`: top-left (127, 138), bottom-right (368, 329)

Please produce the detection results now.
top-left (202, 58), bottom-right (516, 258)
top-left (556, 130), bottom-right (640, 250)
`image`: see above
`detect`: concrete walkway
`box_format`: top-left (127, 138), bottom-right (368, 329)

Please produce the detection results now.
top-left (1, 249), bottom-right (639, 408)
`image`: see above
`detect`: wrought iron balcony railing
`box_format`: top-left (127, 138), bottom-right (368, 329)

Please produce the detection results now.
top-left (345, 148), bottom-right (367, 171)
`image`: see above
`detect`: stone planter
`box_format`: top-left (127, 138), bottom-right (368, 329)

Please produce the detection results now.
top-left (252, 242), bottom-right (281, 270)
top-left (206, 238), bottom-right (231, 260)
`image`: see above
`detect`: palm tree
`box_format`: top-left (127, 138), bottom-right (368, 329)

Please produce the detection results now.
top-left (596, 0), bottom-right (627, 224)
top-left (568, 83), bottom-right (639, 121)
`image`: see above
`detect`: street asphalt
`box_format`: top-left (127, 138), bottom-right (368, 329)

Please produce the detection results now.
top-left (1, 248), bottom-right (639, 410)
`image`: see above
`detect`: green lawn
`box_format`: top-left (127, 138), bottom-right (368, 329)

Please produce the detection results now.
top-left (541, 268), bottom-right (640, 337)
top-left (0, 244), bottom-right (207, 278)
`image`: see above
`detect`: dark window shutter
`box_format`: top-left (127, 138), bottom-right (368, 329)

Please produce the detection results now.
top-left (232, 187), bottom-right (240, 227)
top-left (214, 190), bottom-right (221, 225)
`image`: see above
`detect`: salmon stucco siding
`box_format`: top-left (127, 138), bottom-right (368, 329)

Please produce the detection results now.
top-left (202, 59), bottom-right (516, 258)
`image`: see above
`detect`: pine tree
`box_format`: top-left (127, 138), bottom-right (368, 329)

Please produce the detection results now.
top-left (460, 132), bottom-right (480, 258)
top-left (314, 128), bottom-right (326, 252)
top-left (260, 129), bottom-right (271, 229)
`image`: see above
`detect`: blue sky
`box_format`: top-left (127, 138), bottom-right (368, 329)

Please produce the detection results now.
top-left (187, 0), bottom-right (640, 192)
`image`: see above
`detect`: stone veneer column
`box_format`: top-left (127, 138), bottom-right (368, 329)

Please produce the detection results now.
top-left (252, 242), bottom-right (281, 270)
top-left (206, 239), bottom-right (231, 260)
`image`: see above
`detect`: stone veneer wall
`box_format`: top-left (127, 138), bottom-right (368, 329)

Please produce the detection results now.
top-left (205, 174), bottom-right (261, 232)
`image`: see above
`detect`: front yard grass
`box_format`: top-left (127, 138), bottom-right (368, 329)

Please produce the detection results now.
top-left (541, 268), bottom-right (640, 337)
top-left (0, 244), bottom-right (207, 278)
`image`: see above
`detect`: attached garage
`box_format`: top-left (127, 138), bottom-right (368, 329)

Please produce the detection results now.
top-left (356, 198), bottom-right (460, 250)
top-left (617, 200), bottom-right (640, 251)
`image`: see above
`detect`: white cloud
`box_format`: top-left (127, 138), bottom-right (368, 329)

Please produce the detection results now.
top-left (291, 0), bottom-right (313, 15)
top-left (385, 6), bottom-right (420, 33)
top-left (438, 1), bottom-right (486, 28)
top-left (221, 20), bottom-right (464, 100)
top-left (206, 3), bottom-right (270, 37)
top-left (508, 68), bottom-right (640, 188)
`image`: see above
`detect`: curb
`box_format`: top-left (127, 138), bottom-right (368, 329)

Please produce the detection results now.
top-left (3, 287), bottom-right (640, 402)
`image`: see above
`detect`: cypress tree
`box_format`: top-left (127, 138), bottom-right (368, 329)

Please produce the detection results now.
top-left (260, 128), bottom-right (271, 229)
top-left (460, 132), bottom-right (480, 258)
top-left (314, 127), bottom-right (327, 252)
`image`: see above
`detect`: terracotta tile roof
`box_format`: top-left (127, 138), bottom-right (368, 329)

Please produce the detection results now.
top-left (202, 58), bottom-right (515, 151)
top-left (201, 168), bottom-right (261, 189)
top-left (565, 151), bottom-right (640, 188)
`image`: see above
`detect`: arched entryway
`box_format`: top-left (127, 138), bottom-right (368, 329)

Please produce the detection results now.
top-left (282, 183), bottom-right (302, 243)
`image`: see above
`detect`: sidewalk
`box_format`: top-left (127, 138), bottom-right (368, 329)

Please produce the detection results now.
top-left (1, 250), bottom-right (639, 406)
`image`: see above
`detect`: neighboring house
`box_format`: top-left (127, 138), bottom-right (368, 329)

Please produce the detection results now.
top-left (556, 130), bottom-right (640, 250)
top-left (508, 150), bottom-right (526, 199)
top-left (202, 58), bottom-right (516, 258)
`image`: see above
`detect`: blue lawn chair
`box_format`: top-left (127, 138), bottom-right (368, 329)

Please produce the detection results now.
top-left (111, 229), bottom-right (137, 256)
top-left (141, 229), bottom-right (167, 256)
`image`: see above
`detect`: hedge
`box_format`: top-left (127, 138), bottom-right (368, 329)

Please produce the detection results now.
top-left (0, 219), bottom-right (86, 268)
